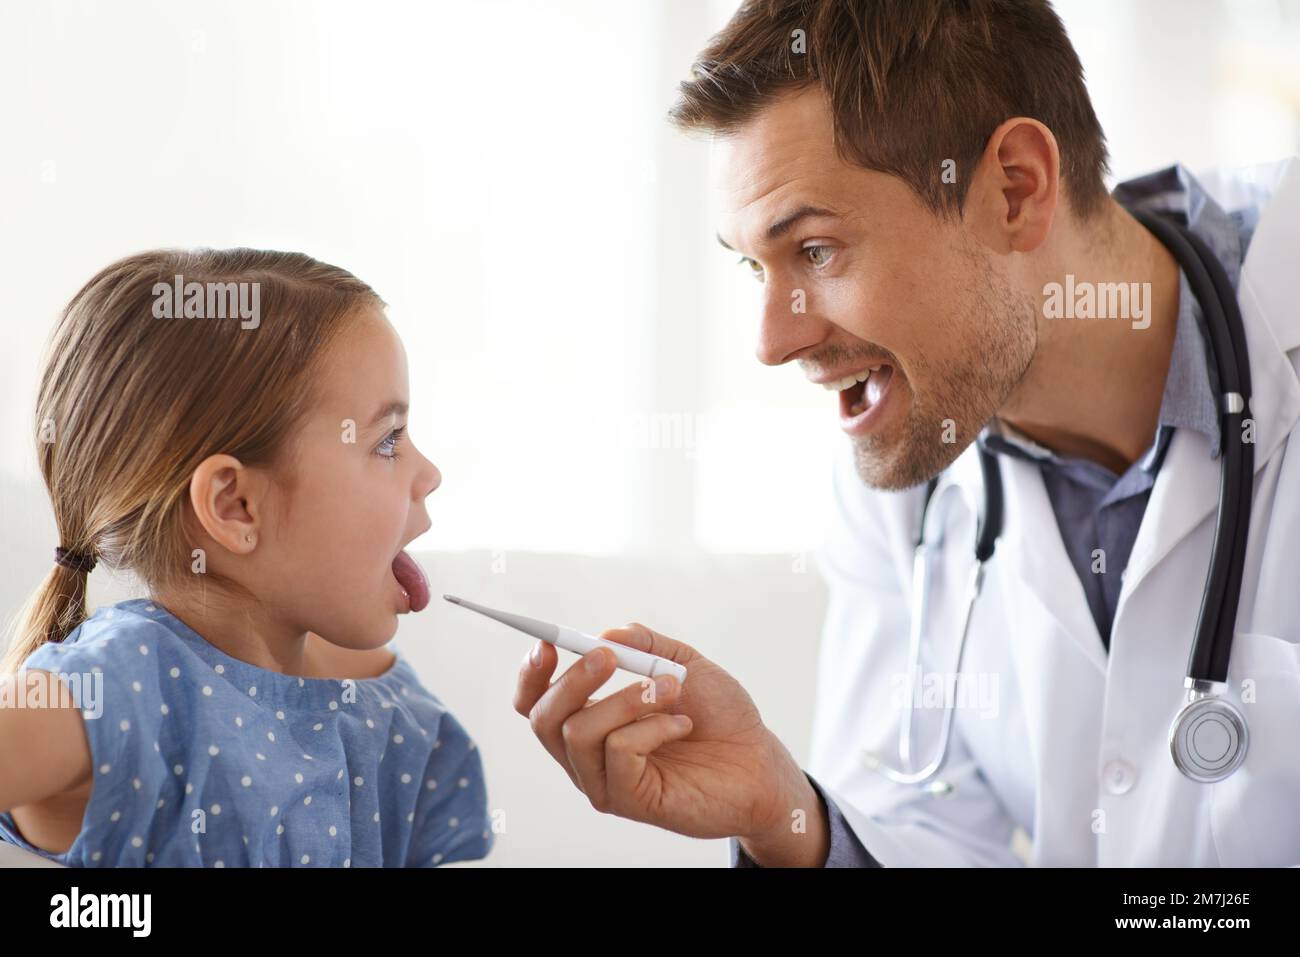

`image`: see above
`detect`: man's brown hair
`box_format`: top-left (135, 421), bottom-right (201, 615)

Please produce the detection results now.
top-left (669, 0), bottom-right (1110, 220)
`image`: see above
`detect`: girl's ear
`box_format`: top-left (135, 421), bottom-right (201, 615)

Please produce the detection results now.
top-left (188, 454), bottom-right (264, 554)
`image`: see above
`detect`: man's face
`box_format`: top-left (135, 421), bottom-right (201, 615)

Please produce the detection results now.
top-left (713, 88), bottom-right (1037, 489)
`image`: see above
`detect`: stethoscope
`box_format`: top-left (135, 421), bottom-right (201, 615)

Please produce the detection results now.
top-left (862, 208), bottom-right (1254, 793)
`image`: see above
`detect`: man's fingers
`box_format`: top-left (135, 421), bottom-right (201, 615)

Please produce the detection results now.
top-left (604, 712), bottom-right (695, 814)
top-left (513, 640), bottom-right (558, 717)
top-left (598, 622), bottom-right (698, 666)
top-left (562, 672), bottom-right (683, 810)
top-left (520, 645), bottom-right (618, 783)
top-left (512, 627), bottom-right (697, 810)
top-left (512, 641), bottom-right (597, 792)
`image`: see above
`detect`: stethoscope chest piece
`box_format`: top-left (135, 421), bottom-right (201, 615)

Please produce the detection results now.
top-left (1169, 693), bottom-right (1249, 783)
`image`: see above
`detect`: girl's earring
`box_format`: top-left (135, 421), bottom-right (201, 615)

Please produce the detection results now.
top-left (245, 534), bottom-right (255, 545)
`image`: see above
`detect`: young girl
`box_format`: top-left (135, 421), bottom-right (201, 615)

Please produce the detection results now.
top-left (0, 249), bottom-right (494, 867)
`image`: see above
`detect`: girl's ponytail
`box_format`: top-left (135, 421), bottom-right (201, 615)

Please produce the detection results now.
top-left (2, 547), bottom-right (95, 673)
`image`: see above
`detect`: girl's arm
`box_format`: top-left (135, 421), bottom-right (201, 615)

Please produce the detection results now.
top-left (0, 670), bottom-right (92, 813)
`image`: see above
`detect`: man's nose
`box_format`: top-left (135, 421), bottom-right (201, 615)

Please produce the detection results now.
top-left (754, 279), bottom-right (825, 366)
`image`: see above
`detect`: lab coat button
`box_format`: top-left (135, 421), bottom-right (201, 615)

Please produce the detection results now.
top-left (1103, 759), bottom-right (1137, 795)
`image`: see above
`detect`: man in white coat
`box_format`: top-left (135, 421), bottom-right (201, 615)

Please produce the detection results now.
top-left (512, 0), bottom-right (1300, 866)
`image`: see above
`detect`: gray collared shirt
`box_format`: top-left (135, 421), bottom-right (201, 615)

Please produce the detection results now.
top-left (732, 163), bottom-right (1260, 869)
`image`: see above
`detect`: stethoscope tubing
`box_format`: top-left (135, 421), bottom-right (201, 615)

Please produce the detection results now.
top-left (1128, 210), bottom-right (1253, 686)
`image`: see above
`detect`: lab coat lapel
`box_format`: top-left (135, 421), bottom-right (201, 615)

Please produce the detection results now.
top-left (989, 449), bottom-right (1108, 863)
top-left (990, 451), bottom-right (1109, 677)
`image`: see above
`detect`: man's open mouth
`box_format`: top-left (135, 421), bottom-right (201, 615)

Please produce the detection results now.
top-left (824, 364), bottom-right (894, 418)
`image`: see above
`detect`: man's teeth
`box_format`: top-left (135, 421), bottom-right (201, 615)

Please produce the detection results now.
top-left (821, 365), bottom-right (882, 391)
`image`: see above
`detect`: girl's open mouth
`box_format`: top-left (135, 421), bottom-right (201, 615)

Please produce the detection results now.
top-left (391, 549), bottom-right (430, 613)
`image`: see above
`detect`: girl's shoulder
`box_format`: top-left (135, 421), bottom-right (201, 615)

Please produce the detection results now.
top-left (21, 599), bottom-right (180, 680)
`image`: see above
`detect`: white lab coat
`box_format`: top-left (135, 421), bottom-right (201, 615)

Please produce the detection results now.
top-left (807, 157), bottom-right (1300, 867)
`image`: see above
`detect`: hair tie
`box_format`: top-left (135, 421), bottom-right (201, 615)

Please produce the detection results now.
top-left (54, 546), bottom-right (97, 573)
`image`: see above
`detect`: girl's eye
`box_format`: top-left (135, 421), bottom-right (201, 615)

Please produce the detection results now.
top-left (803, 245), bottom-right (835, 268)
top-left (376, 426), bottom-right (406, 459)
top-left (737, 256), bottom-right (765, 282)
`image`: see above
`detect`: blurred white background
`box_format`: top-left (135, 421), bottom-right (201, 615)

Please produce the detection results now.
top-left (1, 0), bottom-right (1297, 866)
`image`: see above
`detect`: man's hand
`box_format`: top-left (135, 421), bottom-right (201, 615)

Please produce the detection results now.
top-left (512, 622), bottom-right (830, 866)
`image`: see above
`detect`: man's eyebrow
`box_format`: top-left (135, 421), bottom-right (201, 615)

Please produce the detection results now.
top-left (767, 204), bottom-right (840, 240)
top-left (716, 204), bottom-right (841, 254)
top-left (367, 401), bottom-right (408, 427)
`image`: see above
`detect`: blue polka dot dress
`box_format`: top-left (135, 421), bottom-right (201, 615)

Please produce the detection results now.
top-left (0, 598), bottom-right (495, 867)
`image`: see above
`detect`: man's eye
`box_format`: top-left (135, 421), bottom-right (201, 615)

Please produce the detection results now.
top-left (737, 256), bottom-right (765, 281)
top-left (803, 245), bottom-right (835, 268)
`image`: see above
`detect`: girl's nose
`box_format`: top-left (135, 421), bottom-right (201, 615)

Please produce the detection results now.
top-left (418, 455), bottom-right (442, 498)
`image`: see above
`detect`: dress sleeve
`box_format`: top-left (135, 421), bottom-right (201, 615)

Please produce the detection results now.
top-left (21, 624), bottom-right (171, 865)
top-left (404, 707), bottom-right (495, 867)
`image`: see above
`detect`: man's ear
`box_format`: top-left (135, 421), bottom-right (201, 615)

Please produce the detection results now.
top-left (187, 454), bottom-right (264, 554)
top-left (966, 116), bottom-right (1060, 254)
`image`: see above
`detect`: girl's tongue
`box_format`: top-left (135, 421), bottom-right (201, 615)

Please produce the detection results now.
top-left (391, 549), bottom-right (430, 612)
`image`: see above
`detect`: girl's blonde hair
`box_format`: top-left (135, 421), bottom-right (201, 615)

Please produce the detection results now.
top-left (2, 248), bottom-right (384, 673)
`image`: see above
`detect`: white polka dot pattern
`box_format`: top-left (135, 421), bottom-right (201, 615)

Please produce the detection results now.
top-left (0, 598), bottom-right (494, 869)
